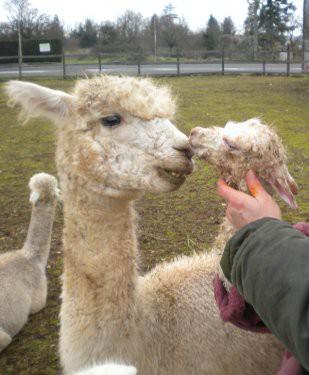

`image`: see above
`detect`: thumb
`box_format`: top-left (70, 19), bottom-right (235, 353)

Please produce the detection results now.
top-left (217, 179), bottom-right (252, 209)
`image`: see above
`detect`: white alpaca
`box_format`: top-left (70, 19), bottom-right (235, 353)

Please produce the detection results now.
top-left (189, 118), bottom-right (297, 208)
top-left (189, 118), bottom-right (298, 250)
top-left (75, 363), bottom-right (137, 375)
top-left (0, 173), bottom-right (59, 353)
top-left (6, 77), bottom-right (290, 374)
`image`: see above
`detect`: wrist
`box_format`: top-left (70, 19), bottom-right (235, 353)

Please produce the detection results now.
top-left (220, 218), bottom-right (281, 282)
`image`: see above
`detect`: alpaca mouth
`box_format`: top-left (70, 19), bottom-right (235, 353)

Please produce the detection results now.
top-left (157, 168), bottom-right (188, 185)
top-left (189, 145), bottom-right (208, 160)
top-left (188, 139), bottom-right (206, 159)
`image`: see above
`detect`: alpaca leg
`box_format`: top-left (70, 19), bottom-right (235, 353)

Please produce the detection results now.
top-left (30, 277), bottom-right (47, 314)
top-left (0, 328), bottom-right (12, 353)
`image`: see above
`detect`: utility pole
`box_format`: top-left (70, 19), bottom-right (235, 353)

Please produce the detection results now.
top-left (17, 5), bottom-right (23, 80)
top-left (153, 14), bottom-right (157, 62)
top-left (303, 0), bottom-right (309, 72)
top-left (5, 0), bottom-right (25, 79)
top-left (252, 0), bottom-right (259, 60)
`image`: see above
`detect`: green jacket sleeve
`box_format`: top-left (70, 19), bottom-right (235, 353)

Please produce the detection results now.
top-left (220, 218), bottom-right (309, 370)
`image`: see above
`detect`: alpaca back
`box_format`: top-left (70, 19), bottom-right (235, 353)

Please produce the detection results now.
top-left (0, 251), bottom-right (41, 337)
top-left (135, 252), bottom-right (283, 375)
top-left (74, 363), bottom-right (137, 375)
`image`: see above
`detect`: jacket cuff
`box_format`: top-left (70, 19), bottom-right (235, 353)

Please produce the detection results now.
top-left (220, 217), bottom-right (280, 282)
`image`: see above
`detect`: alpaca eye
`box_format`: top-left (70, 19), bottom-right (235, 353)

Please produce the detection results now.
top-left (101, 115), bottom-right (122, 127)
top-left (223, 137), bottom-right (239, 151)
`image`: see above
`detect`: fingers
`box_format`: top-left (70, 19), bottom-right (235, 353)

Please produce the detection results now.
top-left (217, 179), bottom-right (251, 209)
top-left (246, 170), bottom-right (267, 199)
top-left (226, 205), bottom-right (242, 230)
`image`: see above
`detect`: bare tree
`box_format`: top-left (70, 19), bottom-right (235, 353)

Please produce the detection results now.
top-left (4, 0), bottom-right (53, 39)
top-left (116, 10), bottom-right (144, 46)
top-left (160, 5), bottom-right (189, 55)
top-left (4, 0), bottom-right (28, 69)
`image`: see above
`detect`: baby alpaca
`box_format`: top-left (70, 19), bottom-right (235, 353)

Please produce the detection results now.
top-left (189, 118), bottom-right (298, 260)
top-left (75, 363), bottom-right (137, 375)
top-left (0, 173), bottom-right (59, 352)
top-left (189, 118), bottom-right (297, 208)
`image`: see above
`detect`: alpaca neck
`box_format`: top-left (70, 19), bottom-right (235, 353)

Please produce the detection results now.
top-left (23, 202), bottom-right (56, 267)
top-left (62, 184), bottom-right (138, 327)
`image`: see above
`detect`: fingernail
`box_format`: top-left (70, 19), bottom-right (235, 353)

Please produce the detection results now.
top-left (217, 178), bottom-right (226, 187)
top-left (247, 170), bottom-right (255, 179)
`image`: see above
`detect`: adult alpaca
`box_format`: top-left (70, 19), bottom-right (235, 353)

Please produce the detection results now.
top-left (0, 173), bottom-right (59, 352)
top-left (75, 363), bottom-right (137, 375)
top-left (6, 77), bottom-right (287, 374)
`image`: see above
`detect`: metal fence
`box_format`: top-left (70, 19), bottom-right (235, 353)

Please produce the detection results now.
top-left (0, 47), bottom-right (308, 79)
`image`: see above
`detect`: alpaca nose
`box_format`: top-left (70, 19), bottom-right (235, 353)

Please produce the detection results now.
top-left (174, 143), bottom-right (194, 159)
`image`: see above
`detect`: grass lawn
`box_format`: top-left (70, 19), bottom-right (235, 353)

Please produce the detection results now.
top-left (65, 55), bottom-right (215, 65)
top-left (0, 75), bottom-right (308, 374)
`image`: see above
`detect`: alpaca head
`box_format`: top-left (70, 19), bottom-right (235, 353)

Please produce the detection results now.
top-left (6, 76), bottom-right (193, 199)
top-left (189, 118), bottom-right (298, 208)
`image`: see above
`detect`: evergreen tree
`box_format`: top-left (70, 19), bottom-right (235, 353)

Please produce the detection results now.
top-left (98, 22), bottom-right (117, 49)
top-left (244, 0), bottom-right (261, 59)
top-left (259, 0), bottom-right (296, 51)
top-left (203, 15), bottom-right (221, 50)
top-left (245, 0), bottom-right (261, 35)
top-left (47, 15), bottom-right (63, 38)
top-left (222, 17), bottom-right (235, 35)
top-left (72, 19), bottom-right (98, 48)
top-left (221, 16), bottom-right (235, 49)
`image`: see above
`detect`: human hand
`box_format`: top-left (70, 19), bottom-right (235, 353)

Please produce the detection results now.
top-left (217, 170), bottom-right (282, 230)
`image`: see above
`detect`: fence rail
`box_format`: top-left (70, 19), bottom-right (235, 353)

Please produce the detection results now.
top-left (0, 49), bottom-right (308, 80)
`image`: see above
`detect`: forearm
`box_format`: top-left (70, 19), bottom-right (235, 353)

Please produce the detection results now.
top-left (221, 218), bottom-right (309, 370)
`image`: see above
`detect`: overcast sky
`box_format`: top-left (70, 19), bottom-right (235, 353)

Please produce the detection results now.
top-left (0, 0), bottom-right (304, 32)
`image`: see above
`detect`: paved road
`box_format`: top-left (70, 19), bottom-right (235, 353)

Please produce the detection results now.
top-left (0, 62), bottom-right (304, 78)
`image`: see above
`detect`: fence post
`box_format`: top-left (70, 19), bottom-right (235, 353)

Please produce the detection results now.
top-left (221, 48), bottom-right (225, 75)
top-left (98, 53), bottom-right (102, 74)
top-left (177, 54), bottom-right (180, 76)
top-left (137, 62), bottom-right (141, 75)
top-left (263, 60), bottom-right (266, 75)
top-left (287, 44), bottom-right (291, 77)
top-left (62, 52), bottom-right (66, 79)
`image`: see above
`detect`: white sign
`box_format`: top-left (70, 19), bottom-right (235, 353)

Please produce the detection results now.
top-left (39, 43), bottom-right (51, 53)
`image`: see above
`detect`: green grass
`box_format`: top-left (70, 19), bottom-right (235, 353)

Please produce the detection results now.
top-left (0, 76), bottom-right (308, 374)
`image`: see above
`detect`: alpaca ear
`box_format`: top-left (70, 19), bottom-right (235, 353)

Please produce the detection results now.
top-left (267, 169), bottom-right (298, 209)
top-left (5, 80), bottom-right (75, 123)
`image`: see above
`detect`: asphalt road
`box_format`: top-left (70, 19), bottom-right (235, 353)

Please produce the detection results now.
top-left (0, 62), bottom-right (304, 78)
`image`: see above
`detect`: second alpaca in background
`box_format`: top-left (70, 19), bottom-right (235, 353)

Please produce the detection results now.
top-left (0, 173), bottom-right (59, 353)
